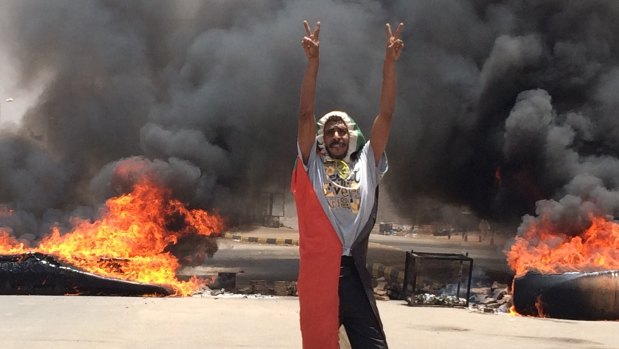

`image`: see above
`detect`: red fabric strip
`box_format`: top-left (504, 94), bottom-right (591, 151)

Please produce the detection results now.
top-left (291, 160), bottom-right (342, 349)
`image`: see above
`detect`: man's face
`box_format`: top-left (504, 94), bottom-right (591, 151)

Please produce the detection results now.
top-left (323, 119), bottom-right (349, 160)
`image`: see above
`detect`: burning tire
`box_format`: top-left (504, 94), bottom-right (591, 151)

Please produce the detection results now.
top-left (512, 270), bottom-right (619, 320)
top-left (0, 252), bottom-right (173, 296)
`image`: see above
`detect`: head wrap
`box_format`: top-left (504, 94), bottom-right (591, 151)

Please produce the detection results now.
top-left (316, 111), bottom-right (366, 163)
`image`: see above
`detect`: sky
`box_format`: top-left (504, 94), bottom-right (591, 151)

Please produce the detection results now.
top-left (1, 0), bottom-right (619, 239)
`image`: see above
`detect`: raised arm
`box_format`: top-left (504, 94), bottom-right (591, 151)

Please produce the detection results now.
top-left (298, 20), bottom-right (321, 165)
top-left (370, 22), bottom-right (404, 164)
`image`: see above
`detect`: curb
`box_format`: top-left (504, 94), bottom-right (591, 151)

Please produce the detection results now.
top-left (220, 232), bottom-right (299, 246)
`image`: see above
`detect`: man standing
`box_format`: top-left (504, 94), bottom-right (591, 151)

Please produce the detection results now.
top-left (291, 20), bottom-right (403, 349)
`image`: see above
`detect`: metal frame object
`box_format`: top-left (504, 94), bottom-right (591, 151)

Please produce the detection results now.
top-left (402, 250), bottom-right (474, 306)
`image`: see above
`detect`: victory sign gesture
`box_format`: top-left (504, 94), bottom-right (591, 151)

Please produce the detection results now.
top-left (302, 20), bottom-right (320, 60)
top-left (385, 22), bottom-right (404, 61)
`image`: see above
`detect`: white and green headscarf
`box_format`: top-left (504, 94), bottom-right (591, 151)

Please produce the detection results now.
top-left (316, 111), bottom-right (366, 163)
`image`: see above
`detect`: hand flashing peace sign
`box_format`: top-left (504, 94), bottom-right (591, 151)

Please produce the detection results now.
top-left (302, 20), bottom-right (320, 60)
top-left (386, 22), bottom-right (404, 61)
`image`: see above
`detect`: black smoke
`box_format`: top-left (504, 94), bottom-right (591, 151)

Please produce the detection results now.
top-left (1, 0), bottom-right (619, 238)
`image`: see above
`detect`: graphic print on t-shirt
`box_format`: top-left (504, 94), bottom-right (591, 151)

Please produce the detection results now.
top-left (322, 160), bottom-right (361, 214)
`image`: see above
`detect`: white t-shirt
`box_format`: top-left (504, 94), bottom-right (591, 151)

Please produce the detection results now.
top-left (300, 140), bottom-right (388, 255)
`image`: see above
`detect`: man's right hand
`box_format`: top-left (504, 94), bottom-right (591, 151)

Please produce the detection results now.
top-left (302, 20), bottom-right (320, 60)
top-left (298, 20), bottom-right (321, 165)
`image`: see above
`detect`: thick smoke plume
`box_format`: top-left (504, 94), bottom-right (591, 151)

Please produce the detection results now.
top-left (1, 0), bottom-right (619, 239)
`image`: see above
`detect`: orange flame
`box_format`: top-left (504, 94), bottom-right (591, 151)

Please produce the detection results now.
top-left (0, 177), bottom-right (224, 296)
top-left (0, 229), bottom-right (26, 254)
top-left (534, 295), bottom-right (547, 318)
top-left (507, 215), bottom-right (619, 277)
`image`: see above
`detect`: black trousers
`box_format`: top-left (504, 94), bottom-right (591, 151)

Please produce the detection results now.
top-left (339, 256), bottom-right (388, 349)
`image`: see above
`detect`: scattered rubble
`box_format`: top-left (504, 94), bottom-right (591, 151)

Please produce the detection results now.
top-left (192, 287), bottom-right (277, 299)
top-left (467, 281), bottom-right (512, 314)
top-left (227, 280), bottom-right (298, 296)
top-left (373, 276), bottom-right (406, 301)
top-left (402, 280), bottom-right (513, 314)
top-left (407, 293), bottom-right (467, 307)
top-left (188, 271), bottom-right (513, 316)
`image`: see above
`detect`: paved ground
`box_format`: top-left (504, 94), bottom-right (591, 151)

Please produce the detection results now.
top-left (1, 295), bottom-right (617, 349)
top-left (2, 225), bottom-right (617, 349)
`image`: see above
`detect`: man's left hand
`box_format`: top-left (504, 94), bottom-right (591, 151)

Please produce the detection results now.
top-left (385, 22), bottom-right (404, 61)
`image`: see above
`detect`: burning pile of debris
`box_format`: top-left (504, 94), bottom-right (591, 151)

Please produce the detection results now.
top-left (0, 168), bottom-right (223, 297)
top-left (512, 270), bottom-right (619, 320)
top-left (0, 252), bottom-right (173, 296)
top-left (507, 215), bottom-right (619, 320)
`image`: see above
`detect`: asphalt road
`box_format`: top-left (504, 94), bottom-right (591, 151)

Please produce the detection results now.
top-left (181, 239), bottom-right (300, 289)
top-left (368, 234), bottom-right (513, 282)
top-left (369, 233), bottom-right (506, 259)
top-left (180, 232), bottom-right (514, 290)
